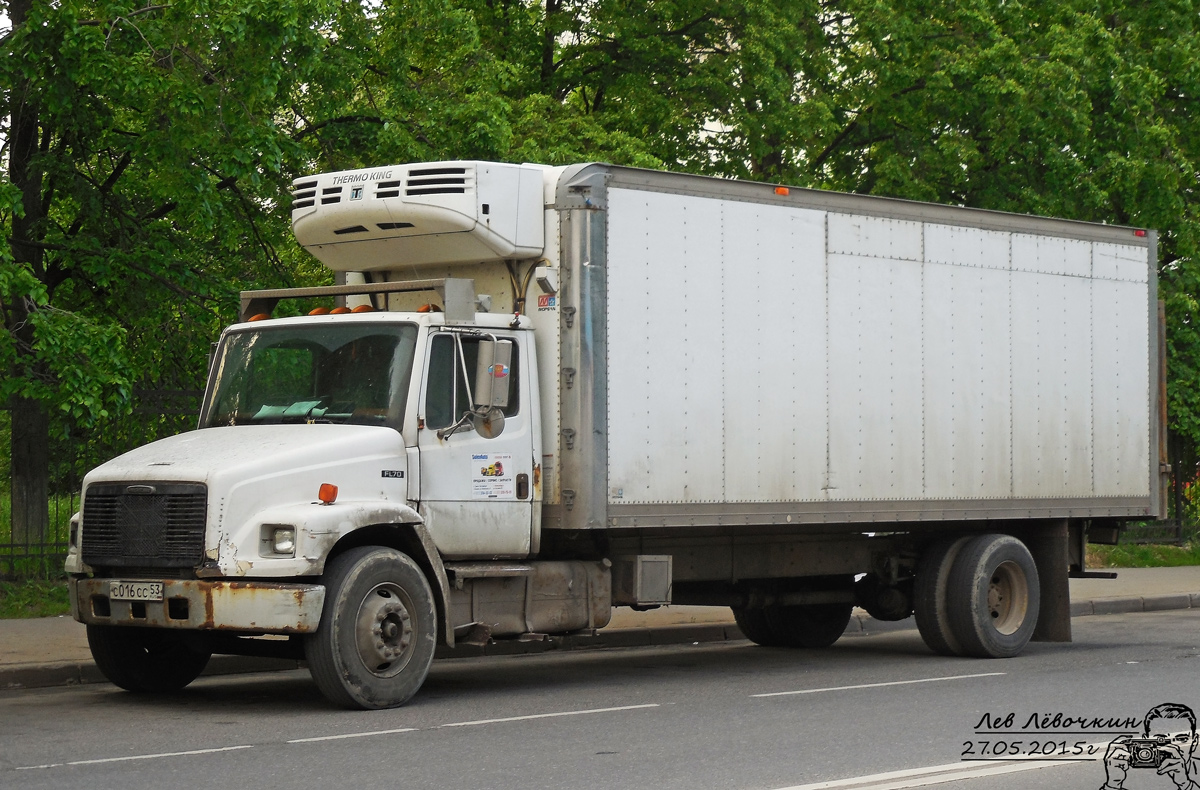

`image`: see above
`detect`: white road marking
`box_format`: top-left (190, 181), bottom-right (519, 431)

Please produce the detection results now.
top-left (752, 672), bottom-right (1006, 697)
top-left (287, 727), bottom-right (417, 743)
top-left (771, 741), bottom-right (1108, 790)
top-left (439, 703), bottom-right (661, 727)
top-left (15, 745), bottom-right (254, 770)
top-left (15, 703), bottom-right (662, 770)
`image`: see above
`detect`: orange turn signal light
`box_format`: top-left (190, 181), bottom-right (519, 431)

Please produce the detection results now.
top-left (318, 483), bottom-right (338, 505)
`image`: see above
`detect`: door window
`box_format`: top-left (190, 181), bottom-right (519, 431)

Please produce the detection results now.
top-left (424, 334), bottom-right (520, 429)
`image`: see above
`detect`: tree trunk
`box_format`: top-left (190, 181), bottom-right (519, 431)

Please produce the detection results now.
top-left (8, 396), bottom-right (49, 545)
top-left (5, 0), bottom-right (52, 546)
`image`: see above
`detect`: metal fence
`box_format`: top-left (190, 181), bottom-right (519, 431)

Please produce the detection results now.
top-left (1120, 519), bottom-right (1191, 546)
top-left (1, 389), bottom-right (203, 580)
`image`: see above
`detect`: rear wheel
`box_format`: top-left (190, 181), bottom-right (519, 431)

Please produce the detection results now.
top-left (87, 625), bottom-right (211, 692)
top-left (913, 536), bottom-right (971, 656)
top-left (305, 546), bottom-right (437, 709)
top-left (947, 534), bottom-right (1040, 658)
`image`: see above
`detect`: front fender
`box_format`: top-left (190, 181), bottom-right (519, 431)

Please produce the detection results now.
top-left (219, 500), bottom-right (424, 578)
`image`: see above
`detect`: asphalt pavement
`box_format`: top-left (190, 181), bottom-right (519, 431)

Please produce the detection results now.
top-left (2, 566), bottom-right (1198, 692)
top-left (3, 608), bottom-right (1199, 790)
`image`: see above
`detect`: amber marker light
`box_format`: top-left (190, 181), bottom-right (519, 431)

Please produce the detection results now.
top-left (774, 186), bottom-right (790, 196)
top-left (351, 305), bottom-right (374, 312)
top-left (248, 313), bottom-right (272, 321)
top-left (318, 483), bottom-right (339, 505)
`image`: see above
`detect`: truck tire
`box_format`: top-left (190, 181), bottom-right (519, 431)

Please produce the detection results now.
top-left (86, 625), bottom-right (211, 692)
top-left (765, 603), bottom-right (854, 648)
top-left (734, 603), bottom-right (852, 648)
top-left (732, 606), bottom-right (785, 647)
top-left (306, 546), bottom-right (437, 709)
top-left (946, 534), bottom-right (1040, 658)
top-left (913, 536), bottom-right (971, 656)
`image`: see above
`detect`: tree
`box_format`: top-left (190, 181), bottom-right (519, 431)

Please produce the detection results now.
top-left (6, 0), bottom-right (1200, 543)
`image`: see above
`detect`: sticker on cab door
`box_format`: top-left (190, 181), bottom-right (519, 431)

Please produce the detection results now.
top-left (472, 453), bottom-right (515, 499)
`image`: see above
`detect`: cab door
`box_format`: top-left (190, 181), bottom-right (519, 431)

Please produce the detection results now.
top-left (416, 330), bottom-right (534, 558)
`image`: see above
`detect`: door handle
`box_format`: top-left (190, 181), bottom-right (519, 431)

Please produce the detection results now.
top-left (516, 473), bottom-right (529, 500)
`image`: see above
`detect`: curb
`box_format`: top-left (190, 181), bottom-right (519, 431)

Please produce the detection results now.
top-left (4, 593), bottom-right (1199, 692)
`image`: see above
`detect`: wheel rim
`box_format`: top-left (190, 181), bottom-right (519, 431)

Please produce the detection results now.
top-left (354, 582), bottom-right (417, 678)
top-left (986, 560), bottom-right (1029, 636)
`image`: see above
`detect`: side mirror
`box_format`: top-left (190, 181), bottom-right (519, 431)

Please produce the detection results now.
top-left (473, 339), bottom-right (512, 410)
top-left (471, 339), bottom-right (512, 439)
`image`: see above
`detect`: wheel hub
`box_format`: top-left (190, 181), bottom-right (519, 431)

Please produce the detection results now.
top-left (355, 583), bottom-right (415, 677)
top-left (986, 560), bottom-right (1029, 636)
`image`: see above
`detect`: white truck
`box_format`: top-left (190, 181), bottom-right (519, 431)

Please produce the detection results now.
top-left (66, 161), bottom-right (1166, 709)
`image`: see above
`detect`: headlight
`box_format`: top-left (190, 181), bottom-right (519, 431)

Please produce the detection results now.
top-left (271, 526), bottom-right (296, 556)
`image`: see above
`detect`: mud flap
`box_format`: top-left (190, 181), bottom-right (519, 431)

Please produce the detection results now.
top-left (1024, 519), bottom-right (1072, 643)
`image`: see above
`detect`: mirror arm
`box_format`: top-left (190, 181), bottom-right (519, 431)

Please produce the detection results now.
top-left (437, 331), bottom-right (500, 440)
top-left (437, 410), bottom-right (473, 441)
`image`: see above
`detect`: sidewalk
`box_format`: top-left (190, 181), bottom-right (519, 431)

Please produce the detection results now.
top-left (4, 566), bottom-right (1199, 692)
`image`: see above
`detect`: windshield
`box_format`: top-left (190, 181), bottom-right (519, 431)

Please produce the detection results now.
top-left (200, 323), bottom-right (418, 429)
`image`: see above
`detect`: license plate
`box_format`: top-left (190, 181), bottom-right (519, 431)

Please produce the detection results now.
top-left (109, 580), bottom-right (163, 602)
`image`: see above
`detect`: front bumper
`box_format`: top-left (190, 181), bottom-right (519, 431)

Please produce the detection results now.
top-left (70, 578), bottom-right (326, 634)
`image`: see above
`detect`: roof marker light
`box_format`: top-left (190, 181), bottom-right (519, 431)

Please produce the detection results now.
top-left (329, 306), bottom-right (352, 314)
top-left (318, 483), bottom-right (338, 505)
top-left (309, 307), bottom-right (330, 316)
top-left (775, 186), bottom-right (790, 196)
top-left (1134, 229), bottom-right (1147, 237)
top-left (248, 313), bottom-right (272, 322)
top-left (351, 305), bottom-right (374, 313)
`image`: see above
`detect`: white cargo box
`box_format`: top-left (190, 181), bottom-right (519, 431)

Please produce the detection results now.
top-left (542, 165), bottom-right (1164, 531)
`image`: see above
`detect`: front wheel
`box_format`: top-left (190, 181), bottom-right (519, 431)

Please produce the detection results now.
top-left (305, 546), bottom-right (437, 709)
top-left (734, 602), bottom-right (852, 649)
top-left (765, 603), bottom-right (854, 648)
top-left (87, 625), bottom-right (211, 692)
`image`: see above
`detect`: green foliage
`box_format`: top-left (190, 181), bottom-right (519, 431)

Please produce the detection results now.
top-left (0, 580), bottom-right (71, 619)
top-left (4, 0), bottom-right (1200, 543)
top-left (1088, 538), bottom-right (1200, 569)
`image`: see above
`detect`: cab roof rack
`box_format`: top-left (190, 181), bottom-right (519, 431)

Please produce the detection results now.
top-left (239, 278), bottom-right (475, 323)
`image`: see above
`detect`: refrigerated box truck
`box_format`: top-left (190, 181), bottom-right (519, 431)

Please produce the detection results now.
top-left (66, 161), bottom-right (1166, 709)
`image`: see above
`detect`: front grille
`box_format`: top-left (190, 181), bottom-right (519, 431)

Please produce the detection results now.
top-left (81, 483), bottom-right (207, 569)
